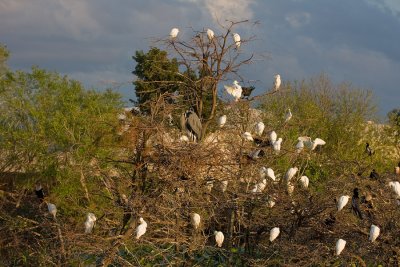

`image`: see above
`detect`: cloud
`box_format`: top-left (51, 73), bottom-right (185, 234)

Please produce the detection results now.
top-left (201, 0), bottom-right (256, 24)
top-left (364, 0), bottom-right (400, 16)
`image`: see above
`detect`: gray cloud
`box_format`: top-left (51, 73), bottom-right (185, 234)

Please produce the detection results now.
top-left (1, 0), bottom-right (399, 117)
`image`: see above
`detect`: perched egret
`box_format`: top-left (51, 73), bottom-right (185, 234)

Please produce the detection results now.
top-left (206, 28), bottom-right (214, 40)
top-left (336, 239), bottom-right (346, 256)
top-left (233, 33), bottom-right (241, 48)
top-left (84, 213), bottom-right (97, 234)
top-left (269, 227), bottom-right (280, 242)
top-left (254, 122), bottom-right (265, 136)
top-left (242, 132), bottom-right (254, 142)
top-left (269, 131), bottom-right (277, 143)
top-left (251, 179), bottom-right (267, 193)
top-left (296, 140), bottom-right (304, 153)
top-left (351, 188), bottom-right (363, 219)
top-left (179, 135), bottom-right (190, 142)
top-left (218, 115), bottom-right (227, 127)
top-left (300, 176), bottom-right (309, 188)
top-left (214, 231), bottom-right (224, 247)
top-left (191, 213), bottom-right (201, 230)
top-left (224, 80), bottom-right (242, 101)
top-left (337, 195), bottom-right (350, 211)
top-left (369, 224), bottom-right (380, 242)
top-left (299, 136), bottom-right (326, 150)
top-left (310, 138), bottom-right (326, 150)
top-left (136, 217), bottom-right (148, 240)
top-left (170, 28), bottom-right (179, 39)
top-left (273, 74), bottom-right (281, 91)
top-left (388, 181), bottom-right (400, 198)
top-left (284, 109), bottom-right (292, 123)
top-left (273, 138), bottom-right (283, 152)
top-left (180, 108), bottom-right (202, 142)
top-left (35, 184), bottom-right (45, 201)
top-left (47, 203), bottom-right (57, 218)
top-left (267, 168), bottom-right (276, 181)
top-left (285, 167), bottom-right (298, 183)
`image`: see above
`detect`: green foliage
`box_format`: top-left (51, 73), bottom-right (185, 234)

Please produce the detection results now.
top-left (133, 47), bottom-right (182, 113)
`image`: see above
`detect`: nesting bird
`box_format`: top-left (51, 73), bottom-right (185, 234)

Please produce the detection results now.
top-left (233, 33), bottom-right (241, 48)
top-left (299, 176), bottom-right (309, 188)
top-left (224, 80), bottom-right (242, 102)
top-left (241, 86), bottom-right (255, 99)
top-left (47, 203), bottom-right (57, 218)
top-left (170, 28), bottom-right (179, 39)
top-left (254, 122), bottom-right (265, 136)
top-left (218, 115), bottom-right (227, 128)
top-left (369, 169), bottom-right (379, 180)
top-left (35, 184), bottom-right (45, 202)
top-left (191, 213), bottom-right (201, 230)
top-left (269, 227), bottom-right (280, 242)
top-left (84, 212), bottom-right (97, 234)
top-left (273, 74), bottom-right (281, 91)
top-left (285, 167), bottom-right (298, 183)
top-left (273, 138), bottom-right (283, 152)
top-left (337, 195), bottom-right (350, 211)
top-left (242, 132), bottom-right (254, 142)
top-left (388, 181), bottom-right (400, 198)
top-left (369, 224), bottom-right (380, 242)
top-left (269, 131), bottom-right (277, 143)
top-left (298, 136), bottom-right (326, 151)
top-left (260, 167), bottom-right (276, 182)
top-left (365, 142), bottom-right (374, 156)
top-left (296, 140), bottom-right (304, 153)
top-left (135, 217), bottom-right (148, 240)
top-left (214, 231), bottom-right (224, 247)
top-left (180, 108), bottom-right (202, 142)
top-left (335, 239), bottom-right (346, 256)
top-left (351, 188), bottom-right (363, 219)
top-left (251, 178), bottom-right (267, 193)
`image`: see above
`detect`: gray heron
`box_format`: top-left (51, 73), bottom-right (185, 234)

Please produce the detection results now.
top-left (180, 108), bottom-right (202, 142)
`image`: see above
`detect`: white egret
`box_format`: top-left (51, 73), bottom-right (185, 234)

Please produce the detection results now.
top-left (254, 122), bottom-right (265, 136)
top-left (285, 108), bottom-right (292, 123)
top-left (285, 167), bottom-right (298, 183)
top-left (214, 231), bottom-right (224, 247)
top-left (224, 80), bottom-right (242, 101)
top-left (170, 28), bottom-right (179, 38)
top-left (47, 203), bottom-right (57, 218)
top-left (273, 138), bottom-right (283, 152)
top-left (270, 227), bottom-right (280, 242)
top-left (251, 179), bottom-right (267, 193)
top-left (273, 74), bottom-right (281, 91)
top-left (369, 224), bottom-right (380, 242)
top-left (259, 167), bottom-right (267, 179)
top-left (207, 28), bottom-right (214, 40)
top-left (299, 176), bottom-right (309, 188)
top-left (337, 195), bottom-right (350, 211)
top-left (242, 132), bottom-right (254, 142)
top-left (260, 167), bottom-right (276, 182)
top-left (269, 131), bottom-right (277, 143)
top-left (336, 239), bottom-right (346, 255)
top-left (136, 217), bottom-right (148, 240)
top-left (84, 212), bottom-right (97, 234)
top-left (233, 33), bottom-right (241, 48)
top-left (218, 115), bottom-right (227, 127)
top-left (389, 181), bottom-right (400, 198)
top-left (191, 213), bottom-right (201, 230)
top-left (296, 140), bottom-right (304, 153)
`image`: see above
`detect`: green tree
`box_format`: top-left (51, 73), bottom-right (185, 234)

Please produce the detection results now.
top-left (132, 47), bottom-right (182, 113)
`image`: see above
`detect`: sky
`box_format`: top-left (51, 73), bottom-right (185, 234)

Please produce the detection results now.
top-left (1, 0), bottom-right (399, 118)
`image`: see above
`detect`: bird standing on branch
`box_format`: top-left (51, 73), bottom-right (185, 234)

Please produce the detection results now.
top-left (241, 86), bottom-right (255, 99)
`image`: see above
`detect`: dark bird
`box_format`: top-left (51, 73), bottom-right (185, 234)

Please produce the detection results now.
top-left (351, 188), bottom-right (363, 219)
top-left (324, 212), bottom-right (336, 228)
top-left (365, 142), bottom-right (374, 156)
top-left (180, 108), bottom-right (202, 142)
top-left (35, 184), bottom-right (45, 202)
top-left (254, 137), bottom-right (271, 147)
top-left (241, 86), bottom-right (255, 99)
top-left (369, 169), bottom-right (379, 180)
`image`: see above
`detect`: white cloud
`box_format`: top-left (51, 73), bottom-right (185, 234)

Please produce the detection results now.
top-left (364, 0), bottom-right (400, 16)
top-left (201, 0), bottom-right (256, 24)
